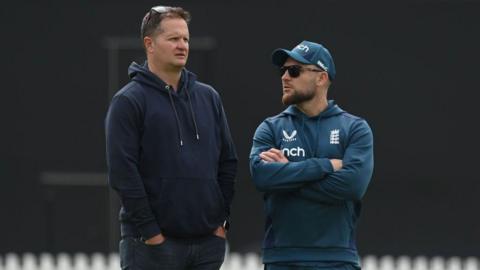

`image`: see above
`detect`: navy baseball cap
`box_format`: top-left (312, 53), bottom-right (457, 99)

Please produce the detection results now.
top-left (272, 40), bottom-right (336, 81)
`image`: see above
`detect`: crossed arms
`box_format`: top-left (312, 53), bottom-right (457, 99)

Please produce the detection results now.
top-left (249, 120), bottom-right (374, 203)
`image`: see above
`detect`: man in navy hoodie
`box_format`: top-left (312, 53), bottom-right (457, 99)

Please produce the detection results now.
top-left (250, 41), bottom-right (374, 270)
top-left (105, 6), bottom-right (237, 270)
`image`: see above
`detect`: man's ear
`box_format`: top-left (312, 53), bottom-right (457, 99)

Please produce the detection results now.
top-left (316, 72), bottom-right (329, 87)
top-left (144, 36), bottom-right (154, 53)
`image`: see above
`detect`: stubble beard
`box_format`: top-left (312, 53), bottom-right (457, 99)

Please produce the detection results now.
top-left (282, 88), bottom-right (316, 106)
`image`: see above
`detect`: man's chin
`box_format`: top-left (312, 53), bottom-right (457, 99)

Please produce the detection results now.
top-left (282, 94), bottom-right (294, 105)
top-left (170, 62), bottom-right (187, 71)
top-left (282, 92), bottom-right (314, 106)
top-left (174, 59), bottom-right (188, 66)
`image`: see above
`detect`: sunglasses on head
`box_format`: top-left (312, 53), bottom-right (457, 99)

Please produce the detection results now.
top-left (143, 6), bottom-right (172, 29)
top-left (279, 65), bottom-right (324, 78)
top-left (151, 5), bottom-right (172, 13)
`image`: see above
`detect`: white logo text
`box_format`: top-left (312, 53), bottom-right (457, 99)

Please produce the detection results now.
top-left (295, 44), bottom-right (309, 53)
top-left (317, 60), bottom-right (328, 71)
top-left (282, 147), bottom-right (305, 157)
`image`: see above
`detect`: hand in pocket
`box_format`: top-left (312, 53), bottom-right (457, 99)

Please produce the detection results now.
top-left (144, 233), bottom-right (166, 245)
top-left (213, 226), bottom-right (226, 239)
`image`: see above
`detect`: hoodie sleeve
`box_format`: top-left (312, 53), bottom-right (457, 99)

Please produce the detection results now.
top-left (297, 119), bottom-right (374, 203)
top-left (215, 97), bottom-right (238, 222)
top-left (105, 95), bottom-right (161, 239)
top-left (249, 121), bottom-right (334, 192)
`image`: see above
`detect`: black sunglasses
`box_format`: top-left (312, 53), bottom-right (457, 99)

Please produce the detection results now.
top-left (279, 65), bottom-right (324, 78)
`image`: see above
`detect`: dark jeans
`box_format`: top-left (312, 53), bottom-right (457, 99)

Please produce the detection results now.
top-left (120, 235), bottom-right (226, 270)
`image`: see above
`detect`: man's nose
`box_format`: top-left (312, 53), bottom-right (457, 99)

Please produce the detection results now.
top-left (281, 70), bottom-right (290, 81)
top-left (177, 39), bottom-right (188, 50)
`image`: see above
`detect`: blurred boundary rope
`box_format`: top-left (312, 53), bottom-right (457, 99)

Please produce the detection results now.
top-left (0, 253), bottom-right (479, 270)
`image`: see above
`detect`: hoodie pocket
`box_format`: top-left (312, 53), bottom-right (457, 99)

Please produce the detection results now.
top-left (148, 177), bottom-right (226, 237)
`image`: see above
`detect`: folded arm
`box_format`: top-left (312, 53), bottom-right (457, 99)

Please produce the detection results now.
top-left (297, 120), bottom-right (374, 204)
top-left (249, 121), bottom-right (337, 192)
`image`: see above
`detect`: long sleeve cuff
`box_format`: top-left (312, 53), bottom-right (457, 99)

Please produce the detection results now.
top-left (138, 220), bottom-right (162, 240)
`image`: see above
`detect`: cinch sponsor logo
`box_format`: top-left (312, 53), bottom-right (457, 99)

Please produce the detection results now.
top-left (282, 147), bottom-right (305, 157)
top-left (295, 44), bottom-right (309, 53)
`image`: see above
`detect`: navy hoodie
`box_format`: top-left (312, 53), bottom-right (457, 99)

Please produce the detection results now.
top-left (105, 62), bottom-right (237, 239)
top-left (250, 101), bottom-right (373, 266)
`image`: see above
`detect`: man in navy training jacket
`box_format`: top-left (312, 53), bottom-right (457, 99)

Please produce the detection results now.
top-left (250, 40), bottom-right (374, 270)
top-left (105, 6), bottom-right (238, 270)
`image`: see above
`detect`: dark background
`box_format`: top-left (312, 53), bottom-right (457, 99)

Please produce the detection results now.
top-left (1, 0), bottom-right (479, 257)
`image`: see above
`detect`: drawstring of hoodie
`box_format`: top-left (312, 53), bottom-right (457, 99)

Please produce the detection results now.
top-left (166, 85), bottom-right (200, 146)
top-left (167, 86), bottom-right (184, 146)
top-left (185, 89), bottom-right (200, 140)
